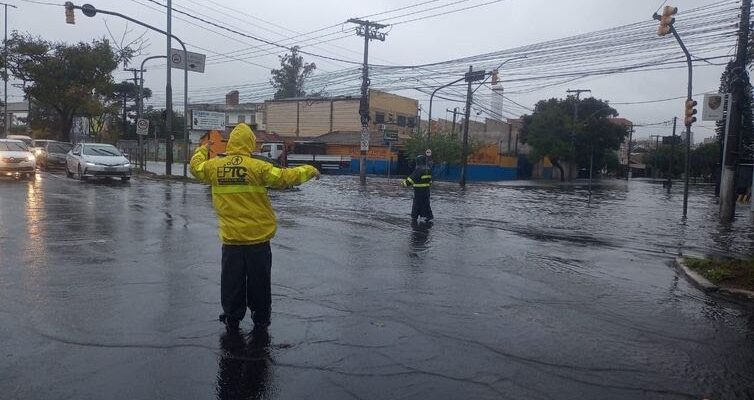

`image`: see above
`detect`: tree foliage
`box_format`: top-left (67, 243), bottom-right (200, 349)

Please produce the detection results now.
top-left (5, 33), bottom-right (128, 141)
top-left (270, 46), bottom-right (317, 99)
top-left (405, 130), bottom-right (480, 167)
top-left (520, 97), bottom-right (629, 181)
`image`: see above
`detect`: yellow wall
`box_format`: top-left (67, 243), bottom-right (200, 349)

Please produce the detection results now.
top-left (467, 144), bottom-right (517, 167)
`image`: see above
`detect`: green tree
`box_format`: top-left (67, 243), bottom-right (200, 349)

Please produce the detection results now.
top-left (270, 46), bottom-right (317, 99)
top-left (690, 142), bottom-right (721, 178)
top-left (141, 107), bottom-right (185, 140)
top-left (520, 97), bottom-right (628, 181)
top-left (5, 33), bottom-right (127, 141)
top-left (715, 62), bottom-right (753, 161)
top-left (642, 142), bottom-right (683, 178)
top-left (405, 130), bottom-right (480, 167)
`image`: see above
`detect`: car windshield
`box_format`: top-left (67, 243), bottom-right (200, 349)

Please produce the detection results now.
top-left (0, 142), bottom-right (28, 152)
top-left (48, 143), bottom-right (72, 154)
top-left (32, 140), bottom-right (49, 147)
top-left (83, 145), bottom-right (121, 156)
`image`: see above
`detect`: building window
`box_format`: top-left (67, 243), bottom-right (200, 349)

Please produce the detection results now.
top-left (225, 114), bottom-right (229, 125)
top-left (238, 114), bottom-right (246, 123)
top-left (407, 117), bottom-right (416, 128)
top-left (375, 112), bottom-right (385, 124)
top-left (397, 115), bottom-right (406, 127)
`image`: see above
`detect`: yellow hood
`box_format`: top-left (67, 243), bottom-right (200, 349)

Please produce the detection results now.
top-left (225, 123), bottom-right (256, 155)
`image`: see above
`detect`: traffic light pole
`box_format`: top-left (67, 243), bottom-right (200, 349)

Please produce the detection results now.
top-left (667, 25), bottom-right (693, 219)
top-left (460, 66), bottom-right (474, 188)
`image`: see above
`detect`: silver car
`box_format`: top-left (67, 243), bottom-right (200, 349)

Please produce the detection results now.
top-left (66, 143), bottom-right (131, 182)
top-left (0, 139), bottom-right (36, 179)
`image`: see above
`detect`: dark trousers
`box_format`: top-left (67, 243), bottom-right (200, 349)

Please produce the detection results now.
top-left (221, 242), bottom-right (272, 324)
top-left (411, 188), bottom-right (434, 220)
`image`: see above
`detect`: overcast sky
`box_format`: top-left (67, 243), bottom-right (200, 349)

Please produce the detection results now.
top-left (7, 0), bottom-right (740, 140)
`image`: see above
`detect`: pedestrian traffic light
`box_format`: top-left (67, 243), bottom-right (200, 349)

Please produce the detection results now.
top-left (491, 70), bottom-right (499, 85)
top-left (65, 2), bottom-right (75, 24)
top-left (684, 99), bottom-right (698, 126)
top-left (656, 5), bottom-right (677, 36)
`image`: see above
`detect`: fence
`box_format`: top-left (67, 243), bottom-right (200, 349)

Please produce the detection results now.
top-left (117, 139), bottom-right (199, 167)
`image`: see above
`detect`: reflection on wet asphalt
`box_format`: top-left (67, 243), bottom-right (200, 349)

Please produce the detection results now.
top-left (1, 172), bottom-right (753, 399)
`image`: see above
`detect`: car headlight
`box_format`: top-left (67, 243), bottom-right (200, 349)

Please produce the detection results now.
top-left (85, 161), bottom-right (96, 166)
top-left (123, 162), bottom-right (131, 167)
top-left (27, 154), bottom-right (36, 161)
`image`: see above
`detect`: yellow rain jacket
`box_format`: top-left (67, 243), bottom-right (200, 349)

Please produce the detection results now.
top-left (190, 123), bottom-right (319, 245)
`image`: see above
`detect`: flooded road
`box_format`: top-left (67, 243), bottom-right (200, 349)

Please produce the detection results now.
top-left (1, 173), bottom-right (753, 399)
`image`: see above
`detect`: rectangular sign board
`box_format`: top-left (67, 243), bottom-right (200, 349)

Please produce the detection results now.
top-left (192, 110), bottom-right (226, 131)
top-left (702, 93), bottom-right (726, 121)
top-left (170, 48), bottom-right (206, 73)
top-left (383, 130), bottom-right (399, 142)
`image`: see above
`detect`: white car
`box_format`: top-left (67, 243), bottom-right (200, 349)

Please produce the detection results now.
top-left (66, 143), bottom-right (131, 182)
top-left (0, 139), bottom-right (36, 179)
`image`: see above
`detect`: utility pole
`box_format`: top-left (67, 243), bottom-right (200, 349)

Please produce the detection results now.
top-left (720, 0), bottom-right (751, 222)
top-left (448, 107), bottom-right (459, 136)
top-left (649, 134), bottom-right (662, 179)
top-left (667, 116), bottom-right (677, 190)
top-left (165, 0), bottom-right (173, 176)
top-left (626, 124), bottom-right (633, 180)
top-left (348, 18), bottom-right (387, 186)
top-left (2, 2), bottom-right (17, 139)
top-left (566, 89), bottom-right (591, 180)
top-left (459, 66), bottom-right (486, 187)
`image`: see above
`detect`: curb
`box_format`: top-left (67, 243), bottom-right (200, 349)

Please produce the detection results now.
top-left (674, 257), bottom-right (754, 301)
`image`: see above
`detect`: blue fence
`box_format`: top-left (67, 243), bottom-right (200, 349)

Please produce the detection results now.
top-left (346, 160), bottom-right (517, 181)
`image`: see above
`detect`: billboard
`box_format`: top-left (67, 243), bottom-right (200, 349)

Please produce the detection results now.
top-left (192, 110), bottom-right (225, 131)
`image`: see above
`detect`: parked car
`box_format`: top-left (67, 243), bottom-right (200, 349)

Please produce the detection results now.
top-left (66, 143), bottom-right (131, 182)
top-left (0, 139), bottom-right (36, 179)
top-left (37, 141), bottom-right (73, 170)
top-left (7, 134), bottom-right (33, 147)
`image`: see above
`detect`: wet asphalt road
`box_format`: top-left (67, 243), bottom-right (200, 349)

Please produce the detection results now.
top-left (1, 172), bottom-right (753, 399)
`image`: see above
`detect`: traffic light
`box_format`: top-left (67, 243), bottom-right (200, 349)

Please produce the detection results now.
top-left (684, 99), bottom-right (698, 126)
top-left (491, 70), bottom-right (499, 85)
top-left (657, 5), bottom-right (677, 36)
top-left (65, 2), bottom-right (75, 24)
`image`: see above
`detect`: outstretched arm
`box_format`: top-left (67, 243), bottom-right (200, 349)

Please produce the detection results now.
top-left (190, 144), bottom-right (212, 184)
top-left (262, 163), bottom-right (320, 189)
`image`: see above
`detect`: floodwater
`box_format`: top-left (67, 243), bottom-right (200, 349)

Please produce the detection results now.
top-left (1, 172), bottom-right (752, 399)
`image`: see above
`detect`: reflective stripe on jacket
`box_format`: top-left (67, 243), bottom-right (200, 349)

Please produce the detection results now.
top-left (405, 167), bottom-right (432, 188)
top-left (190, 123), bottom-right (318, 245)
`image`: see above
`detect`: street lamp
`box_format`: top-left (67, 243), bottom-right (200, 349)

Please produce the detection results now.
top-left (427, 55), bottom-right (526, 138)
top-left (65, 2), bottom-right (190, 177)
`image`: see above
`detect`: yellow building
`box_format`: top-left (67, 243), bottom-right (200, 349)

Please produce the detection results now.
top-left (264, 89), bottom-right (418, 138)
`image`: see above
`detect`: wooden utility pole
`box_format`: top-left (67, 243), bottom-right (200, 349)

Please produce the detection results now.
top-left (348, 18), bottom-right (387, 186)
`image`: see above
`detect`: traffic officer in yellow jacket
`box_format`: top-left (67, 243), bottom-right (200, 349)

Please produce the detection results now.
top-left (402, 154), bottom-right (433, 222)
top-left (190, 123), bottom-right (320, 332)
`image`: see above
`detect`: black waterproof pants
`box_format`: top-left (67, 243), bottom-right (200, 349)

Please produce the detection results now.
top-left (220, 242), bottom-right (272, 325)
top-left (411, 187), bottom-right (434, 220)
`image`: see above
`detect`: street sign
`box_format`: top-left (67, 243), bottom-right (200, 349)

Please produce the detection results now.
top-left (464, 70), bottom-right (486, 82)
top-left (192, 110), bottom-right (225, 131)
top-left (136, 118), bottom-right (150, 136)
top-left (383, 130), bottom-right (399, 142)
top-left (170, 48), bottom-right (206, 73)
top-left (702, 93), bottom-right (725, 121)
top-left (360, 126), bottom-right (370, 151)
